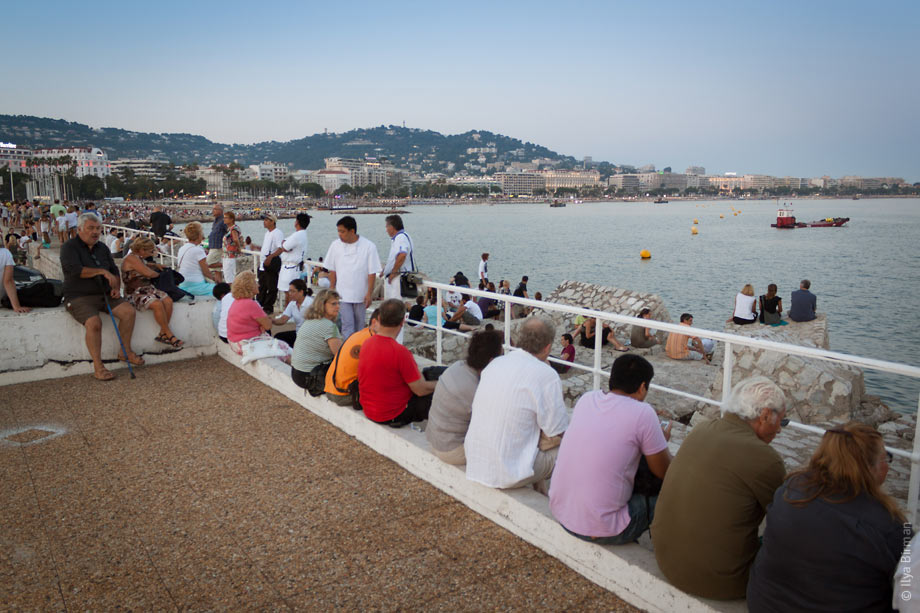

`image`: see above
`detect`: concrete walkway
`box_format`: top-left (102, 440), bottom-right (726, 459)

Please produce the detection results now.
top-left (0, 357), bottom-right (637, 611)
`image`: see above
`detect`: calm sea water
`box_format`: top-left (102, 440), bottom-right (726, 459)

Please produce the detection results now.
top-left (196, 198), bottom-right (920, 412)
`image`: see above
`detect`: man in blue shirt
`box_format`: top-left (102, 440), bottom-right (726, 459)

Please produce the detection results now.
top-left (789, 279), bottom-right (817, 322)
top-left (206, 204), bottom-right (227, 281)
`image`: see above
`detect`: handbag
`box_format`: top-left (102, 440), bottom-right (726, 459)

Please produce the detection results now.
top-left (397, 232), bottom-right (421, 298)
top-left (306, 361), bottom-right (332, 397)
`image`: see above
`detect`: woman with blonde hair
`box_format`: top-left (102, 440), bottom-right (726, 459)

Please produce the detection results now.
top-left (290, 289), bottom-right (343, 390)
top-left (747, 422), bottom-right (909, 612)
top-left (731, 283), bottom-right (757, 325)
top-left (176, 221), bottom-right (217, 296)
top-left (121, 237), bottom-right (183, 348)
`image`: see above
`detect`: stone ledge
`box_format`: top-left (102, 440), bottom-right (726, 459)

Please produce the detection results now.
top-left (215, 342), bottom-right (746, 613)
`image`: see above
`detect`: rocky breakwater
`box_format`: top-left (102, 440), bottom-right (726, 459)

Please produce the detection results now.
top-left (706, 314), bottom-right (893, 426)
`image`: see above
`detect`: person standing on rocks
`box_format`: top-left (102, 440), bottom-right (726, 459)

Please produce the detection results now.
top-left (651, 376), bottom-right (788, 600)
top-left (478, 253), bottom-right (489, 286)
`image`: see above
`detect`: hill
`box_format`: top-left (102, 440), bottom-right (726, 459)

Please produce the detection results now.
top-left (0, 115), bottom-right (583, 174)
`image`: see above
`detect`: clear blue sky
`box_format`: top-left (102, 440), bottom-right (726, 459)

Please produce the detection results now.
top-left (4, 0), bottom-right (918, 180)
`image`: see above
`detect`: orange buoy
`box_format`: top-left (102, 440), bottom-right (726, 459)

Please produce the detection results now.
top-left (691, 226), bottom-right (698, 235)
top-left (640, 249), bottom-right (651, 259)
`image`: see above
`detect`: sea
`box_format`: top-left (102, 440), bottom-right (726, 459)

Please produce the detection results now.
top-left (190, 197), bottom-right (920, 413)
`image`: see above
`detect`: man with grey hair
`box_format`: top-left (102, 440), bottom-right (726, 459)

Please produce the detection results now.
top-left (60, 213), bottom-right (143, 381)
top-left (464, 317), bottom-right (569, 493)
top-left (651, 376), bottom-right (788, 600)
top-left (206, 203), bottom-right (226, 281)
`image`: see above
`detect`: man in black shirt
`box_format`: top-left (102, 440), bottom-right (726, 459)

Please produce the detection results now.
top-left (60, 212), bottom-right (144, 381)
top-left (512, 275), bottom-right (531, 318)
top-left (149, 205), bottom-right (172, 238)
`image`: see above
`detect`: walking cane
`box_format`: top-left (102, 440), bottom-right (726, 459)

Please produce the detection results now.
top-left (98, 276), bottom-right (136, 379)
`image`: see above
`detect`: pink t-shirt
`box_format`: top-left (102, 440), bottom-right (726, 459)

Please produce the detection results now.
top-left (548, 390), bottom-right (668, 538)
top-left (227, 298), bottom-right (266, 343)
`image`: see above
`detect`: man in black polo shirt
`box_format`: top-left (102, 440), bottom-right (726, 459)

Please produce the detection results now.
top-left (149, 205), bottom-right (172, 238)
top-left (60, 213), bottom-right (144, 381)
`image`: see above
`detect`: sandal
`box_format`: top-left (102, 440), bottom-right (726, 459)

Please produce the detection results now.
top-left (93, 369), bottom-right (116, 381)
top-left (155, 333), bottom-right (184, 348)
top-left (118, 352), bottom-right (146, 366)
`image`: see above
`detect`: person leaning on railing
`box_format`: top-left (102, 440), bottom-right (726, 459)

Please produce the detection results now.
top-left (747, 422), bottom-right (911, 612)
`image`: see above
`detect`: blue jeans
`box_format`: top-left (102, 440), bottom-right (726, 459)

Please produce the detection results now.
top-left (564, 492), bottom-right (658, 545)
top-left (339, 302), bottom-right (366, 339)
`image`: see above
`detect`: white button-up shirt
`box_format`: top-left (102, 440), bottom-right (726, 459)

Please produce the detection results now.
top-left (323, 235), bottom-right (382, 303)
top-left (384, 231), bottom-right (412, 276)
top-left (465, 349), bottom-right (569, 487)
top-left (259, 227), bottom-right (285, 270)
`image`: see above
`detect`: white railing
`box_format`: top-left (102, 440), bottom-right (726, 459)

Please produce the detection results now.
top-left (103, 224), bottom-right (263, 274)
top-left (413, 279), bottom-right (920, 523)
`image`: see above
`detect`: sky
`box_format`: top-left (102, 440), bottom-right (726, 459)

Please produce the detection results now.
top-left (3, 0), bottom-right (919, 181)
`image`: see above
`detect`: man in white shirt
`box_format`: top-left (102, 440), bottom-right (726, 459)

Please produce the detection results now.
top-left (478, 253), bottom-right (489, 286)
top-left (324, 215), bottom-right (382, 338)
top-left (276, 212), bottom-right (311, 306)
top-left (382, 214), bottom-right (413, 300)
top-left (256, 213), bottom-right (285, 313)
top-left (465, 317), bottom-right (569, 493)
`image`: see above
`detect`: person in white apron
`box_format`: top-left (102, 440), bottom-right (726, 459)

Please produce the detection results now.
top-left (276, 213), bottom-right (310, 310)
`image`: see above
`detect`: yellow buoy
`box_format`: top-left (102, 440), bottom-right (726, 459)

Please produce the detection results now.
top-left (691, 226), bottom-right (698, 235)
top-left (640, 249), bottom-right (651, 259)
top-left (719, 214), bottom-right (724, 218)
top-left (693, 218), bottom-right (699, 224)
top-left (733, 212), bottom-right (738, 216)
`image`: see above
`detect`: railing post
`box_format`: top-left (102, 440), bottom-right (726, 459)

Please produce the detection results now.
top-left (435, 287), bottom-right (443, 365)
top-left (593, 317), bottom-right (602, 391)
top-left (504, 294), bottom-right (512, 352)
top-left (721, 340), bottom-right (734, 410)
top-left (909, 391), bottom-right (920, 525)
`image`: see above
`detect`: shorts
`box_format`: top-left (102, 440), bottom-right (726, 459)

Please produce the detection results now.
top-left (206, 248), bottom-right (223, 266)
top-left (65, 294), bottom-right (128, 325)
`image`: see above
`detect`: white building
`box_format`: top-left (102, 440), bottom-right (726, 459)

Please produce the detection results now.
top-left (248, 162), bottom-right (289, 183)
top-left (541, 169), bottom-right (601, 191)
top-left (310, 169), bottom-right (351, 194)
top-left (29, 147), bottom-right (111, 179)
top-left (0, 143), bottom-right (32, 171)
top-left (111, 158), bottom-right (170, 181)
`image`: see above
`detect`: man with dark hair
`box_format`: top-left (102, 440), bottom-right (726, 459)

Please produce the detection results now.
top-left (550, 333), bottom-right (576, 374)
top-left (357, 299), bottom-right (436, 426)
top-left (511, 275), bottom-right (530, 318)
top-left (665, 313), bottom-right (711, 364)
top-left (149, 205), bottom-right (172, 238)
top-left (256, 213), bottom-right (284, 313)
top-left (549, 354), bottom-right (672, 545)
top-left (383, 214), bottom-right (413, 343)
top-left (60, 213), bottom-right (143, 381)
top-left (465, 317), bottom-right (569, 492)
top-left (478, 253), bottom-right (489, 285)
top-left (789, 279), bottom-right (817, 322)
top-left (275, 213), bottom-right (311, 308)
top-left (324, 215), bottom-right (382, 338)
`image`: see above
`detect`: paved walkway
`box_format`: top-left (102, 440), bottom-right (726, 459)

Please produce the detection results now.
top-left (1, 356), bottom-right (637, 611)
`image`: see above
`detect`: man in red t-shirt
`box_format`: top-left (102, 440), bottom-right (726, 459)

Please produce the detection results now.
top-left (358, 299), bottom-right (437, 427)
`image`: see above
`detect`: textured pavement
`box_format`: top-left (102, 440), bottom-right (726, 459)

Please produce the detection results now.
top-left (0, 356), bottom-right (637, 611)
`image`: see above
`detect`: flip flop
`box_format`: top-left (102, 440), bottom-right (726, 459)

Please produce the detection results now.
top-left (118, 353), bottom-right (146, 366)
top-left (93, 369), bottom-right (116, 381)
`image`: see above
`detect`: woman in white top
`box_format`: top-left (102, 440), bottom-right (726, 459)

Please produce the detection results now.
top-left (272, 279), bottom-right (312, 347)
top-left (176, 221), bottom-right (217, 296)
top-left (732, 283), bottom-right (758, 325)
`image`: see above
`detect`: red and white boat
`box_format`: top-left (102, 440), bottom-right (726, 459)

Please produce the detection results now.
top-left (771, 207), bottom-right (849, 229)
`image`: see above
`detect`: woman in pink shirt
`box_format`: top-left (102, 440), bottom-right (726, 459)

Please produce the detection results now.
top-left (227, 271), bottom-right (272, 352)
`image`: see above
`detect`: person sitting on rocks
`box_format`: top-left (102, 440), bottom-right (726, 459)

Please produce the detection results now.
top-left (630, 308), bottom-right (659, 348)
top-left (652, 376), bottom-right (788, 600)
top-left (60, 212), bottom-right (144, 381)
top-left (443, 294), bottom-right (482, 330)
top-left (731, 283), bottom-right (758, 325)
top-left (550, 354), bottom-right (672, 545)
top-left (358, 299), bottom-right (437, 427)
top-left (665, 313), bottom-right (712, 364)
top-left (324, 308), bottom-right (381, 407)
top-left (464, 317), bottom-right (569, 494)
top-left (476, 282), bottom-right (502, 320)
top-left (747, 422), bottom-right (908, 612)
top-left (573, 315), bottom-right (629, 352)
top-left (758, 283), bottom-right (784, 324)
top-left (426, 329), bottom-right (504, 465)
top-left (789, 279), bottom-right (817, 322)
top-left (550, 333), bottom-right (575, 374)
top-left (407, 295), bottom-right (426, 327)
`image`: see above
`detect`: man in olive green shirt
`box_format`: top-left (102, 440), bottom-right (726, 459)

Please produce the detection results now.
top-left (651, 376), bottom-right (788, 600)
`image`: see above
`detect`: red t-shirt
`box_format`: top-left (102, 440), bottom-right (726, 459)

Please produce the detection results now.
top-left (358, 335), bottom-right (421, 422)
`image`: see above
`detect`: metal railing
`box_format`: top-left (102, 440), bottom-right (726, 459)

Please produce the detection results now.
top-left (413, 279), bottom-right (920, 522)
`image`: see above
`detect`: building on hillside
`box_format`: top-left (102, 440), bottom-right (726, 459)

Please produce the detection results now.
top-left (111, 158), bottom-right (170, 181)
top-left (29, 147), bottom-right (111, 179)
top-left (541, 169), bottom-right (601, 191)
top-left (248, 162), bottom-right (289, 183)
top-left (323, 157), bottom-right (407, 190)
top-left (495, 172), bottom-right (546, 196)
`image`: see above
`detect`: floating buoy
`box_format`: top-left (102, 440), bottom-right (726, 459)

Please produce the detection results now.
top-left (719, 214), bottom-right (724, 218)
top-left (693, 218), bottom-right (699, 224)
top-left (640, 249), bottom-right (651, 259)
top-left (691, 226), bottom-right (698, 235)
top-left (733, 212), bottom-right (738, 216)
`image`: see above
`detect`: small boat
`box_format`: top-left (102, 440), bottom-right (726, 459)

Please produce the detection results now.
top-left (771, 207), bottom-right (850, 228)
top-left (549, 200), bottom-right (566, 208)
top-left (654, 197), bottom-right (668, 203)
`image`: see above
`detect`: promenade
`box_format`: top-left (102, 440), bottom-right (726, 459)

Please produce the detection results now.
top-left (1, 357), bottom-right (636, 611)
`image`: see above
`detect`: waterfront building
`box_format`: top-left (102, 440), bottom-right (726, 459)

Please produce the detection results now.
top-left (323, 157), bottom-right (407, 190)
top-left (310, 169), bottom-right (351, 194)
top-left (708, 175), bottom-right (745, 192)
top-left (637, 172), bottom-right (688, 191)
top-left (191, 168), bottom-right (233, 197)
top-left (248, 162), bottom-right (289, 183)
top-left (608, 174), bottom-right (639, 192)
top-left (742, 174), bottom-right (775, 191)
top-left (685, 166), bottom-right (706, 175)
top-left (111, 158), bottom-right (170, 181)
top-left (0, 143), bottom-right (32, 170)
top-left (29, 146), bottom-right (111, 179)
top-left (541, 169), bottom-right (601, 191)
top-left (495, 172), bottom-right (546, 196)
top-left (446, 176), bottom-right (501, 192)
top-left (776, 177), bottom-right (808, 190)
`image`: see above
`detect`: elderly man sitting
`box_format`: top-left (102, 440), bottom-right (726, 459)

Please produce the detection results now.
top-left (464, 317), bottom-right (569, 493)
top-left (651, 376), bottom-right (788, 600)
top-left (60, 212), bottom-right (144, 381)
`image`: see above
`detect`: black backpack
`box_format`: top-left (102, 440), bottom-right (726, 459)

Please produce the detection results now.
top-left (3, 266), bottom-right (64, 309)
